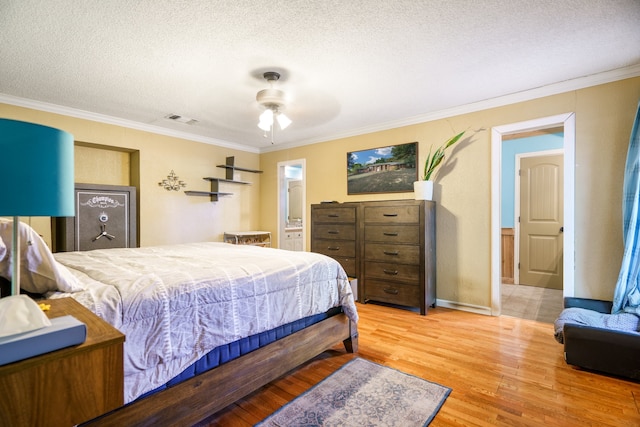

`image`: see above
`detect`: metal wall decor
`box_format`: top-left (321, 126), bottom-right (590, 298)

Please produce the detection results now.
top-left (158, 170), bottom-right (187, 191)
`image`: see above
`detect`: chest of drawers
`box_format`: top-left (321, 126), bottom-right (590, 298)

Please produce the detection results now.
top-left (362, 200), bottom-right (435, 315)
top-left (311, 200), bottom-right (436, 315)
top-left (311, 203), bottom-right (359, 278)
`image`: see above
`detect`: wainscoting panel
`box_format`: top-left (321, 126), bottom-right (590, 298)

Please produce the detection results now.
top-left (501, 228), bottom-right (514, 284)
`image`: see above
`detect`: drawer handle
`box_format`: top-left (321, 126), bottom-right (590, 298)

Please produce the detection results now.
top-left (327, 246), bottom-right (340, 251)
top-left (383, 213), bottom-right (398, 217)
top-left (383, 251), bottom-right (399, 256)
top-left (383, 269), bottom-right (398, 275)
top-left (327, 230), bottom-right (339, 234)
top-left (383, 288), bottom-right (399, 295)
top-left (328, 214), bottom-right (339, 218)
top-left (383, 232), bottom-right (398, 236)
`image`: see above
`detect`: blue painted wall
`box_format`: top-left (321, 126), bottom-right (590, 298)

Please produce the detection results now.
top-left (501, 133), bottom-right (563, 228)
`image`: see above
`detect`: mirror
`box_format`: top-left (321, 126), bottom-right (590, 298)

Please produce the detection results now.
top-left (287, 179), bottom-right (303, 226)
top-left (283, 165), bottom-right (303, 228)
top-left (278, 160), bottom-right (306, 251)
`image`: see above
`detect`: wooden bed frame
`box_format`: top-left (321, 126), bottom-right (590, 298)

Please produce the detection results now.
top-left (44, 183), bottom-right (358, 425)
top-left (82, 312), bottom-right (358, 426)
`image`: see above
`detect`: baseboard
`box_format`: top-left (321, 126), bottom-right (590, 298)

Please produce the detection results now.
top-left (436, 299), bottom-right (493, 316)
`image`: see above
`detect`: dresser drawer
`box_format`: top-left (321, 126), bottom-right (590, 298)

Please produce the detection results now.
top-left (364, 261), bottom-right (420, 283)
top-left (364, 279), bottom-right (420, 307)
top-left (312, 207), bottom-right (356, 223)
top-left (364, 205), bottom-right (419, 224)
top-left (331, 257), bottom-right (356, 277)
top-left (364, 243), bottom-right (420, 264)
top-left (312, 239), bottom-right (356, 258)
top-left (313, 224), bottom-right (356, 240)
top-left (364, 225), bottom-right (419, 244)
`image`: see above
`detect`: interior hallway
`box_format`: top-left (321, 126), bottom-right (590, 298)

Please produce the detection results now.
top-left (501, 283), bottom-right (564, 323)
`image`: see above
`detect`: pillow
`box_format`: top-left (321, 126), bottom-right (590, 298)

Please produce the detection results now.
top-left (0, 233), bottom-right (5, 262)
top-left (0, 218), bottom-right (84, 294)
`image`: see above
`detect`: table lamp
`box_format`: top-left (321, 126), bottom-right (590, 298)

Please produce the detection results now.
top-left (0, 118), bottom-right (74, 296)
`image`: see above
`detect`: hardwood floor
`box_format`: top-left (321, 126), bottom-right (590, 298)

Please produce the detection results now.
top-left (196, 302), bottom-right (640, 426)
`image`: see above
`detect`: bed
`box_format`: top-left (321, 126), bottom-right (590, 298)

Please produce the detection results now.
top-left (0, 219), bottom-right (358, 426)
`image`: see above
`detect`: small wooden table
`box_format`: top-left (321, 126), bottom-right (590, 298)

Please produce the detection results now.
top-left (223, 231), bottom-right (272, 247)
top-left (0, 297), bottom-right (125, 427)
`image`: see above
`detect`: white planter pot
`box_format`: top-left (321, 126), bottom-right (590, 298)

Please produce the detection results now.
top-left (413, 180), bottom-right (434, 200)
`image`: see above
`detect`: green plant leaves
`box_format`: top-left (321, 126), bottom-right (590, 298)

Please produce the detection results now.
top-left (422, 130), bottom-right (466, 181)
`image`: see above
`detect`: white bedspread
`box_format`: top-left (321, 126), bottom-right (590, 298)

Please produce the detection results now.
top-left (50, 242), bottom-right (358, 403)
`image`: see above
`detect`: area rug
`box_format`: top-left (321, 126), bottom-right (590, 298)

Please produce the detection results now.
top-left (255, 357), bottom-right (451, 427)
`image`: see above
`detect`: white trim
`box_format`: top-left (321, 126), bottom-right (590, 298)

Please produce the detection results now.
top-left (491, 113), bottom-right (575, 316)
top-left (0, 93), bottom-right (260, 154)
top-left (260, 64), bottom-right (640, 153)
top-left (435, 299), bottom-right (492, 316)
top-left (2, 65), bottom-right (638, 154)
top-left (514, 149), bottom-right (564, 286)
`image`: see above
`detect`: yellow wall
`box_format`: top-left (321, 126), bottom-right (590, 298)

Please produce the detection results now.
top-left (2, 77), bottom-right (639, 308)
top-left (0, 104), bottom-right (262, 247)
top-left (261, 77), bottom-right (640, 307)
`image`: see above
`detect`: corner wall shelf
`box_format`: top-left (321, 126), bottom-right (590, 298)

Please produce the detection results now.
top-left (185, 157), bottom-right (262, 202)
top-left (216, 156), bottom-right (263, 180)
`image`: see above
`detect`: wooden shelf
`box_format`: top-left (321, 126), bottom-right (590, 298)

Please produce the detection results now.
top-left (216, 156), bottom-right (263, 180)
top-left (203, 177), bottom-right (251, 185)
top-left (185, 157), bottom-right (257, 202)
top-left (216, 165), bottom-right (263, 173)
top-left (184, 190), bottom-right (234, 201)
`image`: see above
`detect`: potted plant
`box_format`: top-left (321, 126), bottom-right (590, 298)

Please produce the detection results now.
top-left (414, 130), bottom-right (466, 200)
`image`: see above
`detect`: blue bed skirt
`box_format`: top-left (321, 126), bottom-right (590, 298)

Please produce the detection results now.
top-left (136, 306), bottom-right (342, 401)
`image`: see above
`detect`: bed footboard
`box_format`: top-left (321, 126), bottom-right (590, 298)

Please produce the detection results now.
top-left (82, 313), bottom-right (357, 427)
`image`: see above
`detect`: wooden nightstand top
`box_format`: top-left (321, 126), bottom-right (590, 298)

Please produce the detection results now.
top-left (0, 297), bottom-right (124, 375)
top-left (0, 297), bottom-right (126, 426)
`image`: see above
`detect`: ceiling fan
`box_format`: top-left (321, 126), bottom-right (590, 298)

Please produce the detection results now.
top-left (256, 71), bottom-right (291, 143)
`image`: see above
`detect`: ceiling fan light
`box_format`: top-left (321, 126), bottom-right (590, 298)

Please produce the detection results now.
top-left (258, 108), bottom-right (274, 130)
top-left (259, 108), bottom-right (273, 123)
top-left (277, 113), bottom-right (292, 130)
top-left (258, 120), bottom-right (271, 131)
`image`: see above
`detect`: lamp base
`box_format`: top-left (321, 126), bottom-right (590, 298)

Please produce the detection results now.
top-left (11, 216), bottom-right (21, 297)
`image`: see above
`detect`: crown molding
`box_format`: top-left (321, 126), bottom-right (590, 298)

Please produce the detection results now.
top-left (0, 94), bottom-right (260, 154)
top-left (2, 64), bottom-right (638, 155)
top-left (260, 64), bottom-right (640, 153)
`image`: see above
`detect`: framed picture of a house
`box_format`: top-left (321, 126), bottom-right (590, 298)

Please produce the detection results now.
top-left (347, 141), bottom-right (417, 194)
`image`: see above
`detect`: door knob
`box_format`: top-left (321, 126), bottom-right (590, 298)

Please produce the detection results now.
top-left (560, 226), bottom-right (564, 233)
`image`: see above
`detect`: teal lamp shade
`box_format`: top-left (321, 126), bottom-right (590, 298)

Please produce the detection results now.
top-left (0, 119), bottom-right (75, 216)
top-left (0, 118), bottom-right (75, 296)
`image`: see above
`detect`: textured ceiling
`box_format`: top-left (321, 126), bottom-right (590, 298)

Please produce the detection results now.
top-left (1, 0), bottom-right (639, 153)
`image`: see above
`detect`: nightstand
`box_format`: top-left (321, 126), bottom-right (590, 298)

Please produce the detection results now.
top-left (0, 297), bottom-right (125, 427)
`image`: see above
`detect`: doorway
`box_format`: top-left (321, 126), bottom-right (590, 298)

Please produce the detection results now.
top-left (491, 113), bottom-right (576, 317)
top-left (277, 159), bottom-right (306, 251)
top-left (516, 151), bottom-right (564, 289)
